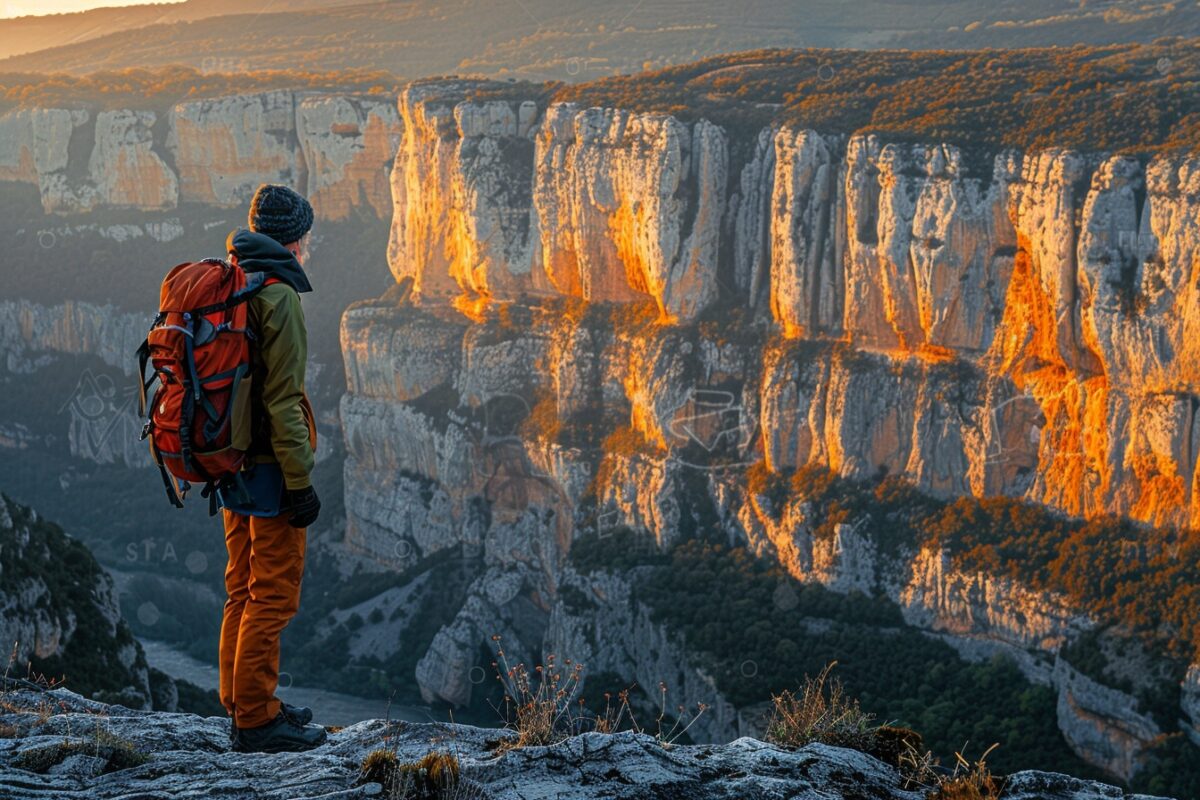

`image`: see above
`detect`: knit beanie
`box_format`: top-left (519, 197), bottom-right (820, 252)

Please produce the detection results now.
top-left (248, 184), bottom-right (314, 246)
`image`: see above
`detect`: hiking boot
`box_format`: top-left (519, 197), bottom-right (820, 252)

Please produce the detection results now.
top-left (280, 703), bottom-right (314, 726)
top-left (229, 703), bottom-right (313, 747)
top-left (235, 710), bottom-right (327, 753)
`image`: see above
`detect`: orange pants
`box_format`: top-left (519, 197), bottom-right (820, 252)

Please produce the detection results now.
top-left (219, 509), bottom-right (307, 729)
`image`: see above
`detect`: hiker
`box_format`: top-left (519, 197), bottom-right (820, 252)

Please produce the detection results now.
top-left (137, 182), bottom-right (327, 751)
top-left (217, 184), bottom-right (326, 753)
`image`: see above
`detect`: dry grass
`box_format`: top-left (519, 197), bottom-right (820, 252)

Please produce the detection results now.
top-left (927, 745), bottom-right (1004, 800)
top-left (765, 663), bottom-right (943, 789)
top-left (1, 643), bottom-right (68, 734)
top-left (13, 721), bottom-right (148, 774)
top-left (489, 635), bottom-right (707, 750)
top-left (358, 749), bottom-right (485, 800)
top-left (492, 638), bottom-right (586, 751)
top-left (765, 662), bottom-right (876, 752)
top-left (874, 725), bottom-right (937, 789)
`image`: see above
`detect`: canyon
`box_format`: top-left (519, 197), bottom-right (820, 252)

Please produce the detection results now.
top-left (1, 76), bottom-right (1197, 789)
top-left (344, 78), bottom-right (1200, 784)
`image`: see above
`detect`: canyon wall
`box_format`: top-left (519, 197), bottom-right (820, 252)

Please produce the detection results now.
top-left (0, 92), bottom-right (401, 219)
top-left (373, 79), bottom-right (1200, 530)
top-left (0, 302), bottom-right (150, 466)
top-left (335, 79), bottom-right (1199, 780)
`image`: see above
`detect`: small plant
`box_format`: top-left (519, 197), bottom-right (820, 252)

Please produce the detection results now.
top-left (12, 722), bottom-right (148, 774)
top-left (648, 680), bottom-right (709, 747)
top-left (1, 644), bottom-right (67, 732)
top-left (928, 745), bottom-right (1003, 800)
top-left (357, 749), bottom-right (475, 800)
top-left (872, 725), bottom-right (937, 789)
top-left (489, 636), bottom-right (707, 750)
top-left (491, 637), bottom-right (585, 750)
top-left (765, 662), bottom-right (876, 752)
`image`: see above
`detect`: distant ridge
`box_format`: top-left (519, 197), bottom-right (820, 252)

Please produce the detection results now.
top-left (0, 0), bottom-right (360, 62)
top-left (0, 0), bottom-right (1196, 79)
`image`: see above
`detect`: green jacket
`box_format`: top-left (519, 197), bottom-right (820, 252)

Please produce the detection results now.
top-left (227, 230), bottom-right (316, 491)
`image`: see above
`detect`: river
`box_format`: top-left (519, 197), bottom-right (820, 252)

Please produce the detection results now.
top-left (138, 638), bottom-right (437, 727)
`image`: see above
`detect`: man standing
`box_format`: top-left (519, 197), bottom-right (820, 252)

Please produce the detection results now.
top-left (220, 184), bottom-right (326, 753)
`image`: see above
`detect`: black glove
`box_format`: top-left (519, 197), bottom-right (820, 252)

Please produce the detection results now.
top-left (284, 485), bottom-right (320, 529)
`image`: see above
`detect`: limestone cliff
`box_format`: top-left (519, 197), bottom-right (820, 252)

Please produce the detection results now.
top-left (0, 91), bottom-right (400, 218)
top-left (0, 299), bottom-right (143, 376)
top-left (0, 301), bottom-right (150, 466)
top-left (377, 80), bottom-right (1200, 530)
top-left (335, 79), bottom-right (1200, 784)
top-left (0, 108), bottom-right (174, 213)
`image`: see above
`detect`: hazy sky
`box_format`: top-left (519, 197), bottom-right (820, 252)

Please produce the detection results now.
top-left (0, 0), bottom-right (183, 17)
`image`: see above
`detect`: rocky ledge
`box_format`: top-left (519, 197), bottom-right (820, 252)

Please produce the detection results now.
top-left (0, 690), bottom-right (1171, 800)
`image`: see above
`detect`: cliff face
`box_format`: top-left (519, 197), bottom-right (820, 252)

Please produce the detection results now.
top-left (0, 91), bottom-right (401, 218)
top-left (339, 293), bottom-right (1189, 778)
top-left (335, 79), bottom-right (1200, 783)
top-left (0, 493), bottom-right (155, 708)
top-left (378, 80), bottom-right (1200, 530)
top-left (0, 300), bottom-right (143, 376)
top-left (0, 301), bottom-right (151, 466)
top-left (0, 108), bottom-right (174, 213)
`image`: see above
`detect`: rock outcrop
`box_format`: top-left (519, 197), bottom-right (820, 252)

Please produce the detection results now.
top-left (0, 107), bottom-right (174, 213)
top-left (297, 95), bottom-right (402, 220)
top-left (0, 494), bottom-right (156, 709)
top-left (388, 81), bottom-right (726, 320)
top-left (169, 91), bottom-right (304, 208)
top-left (0, 688), bottom-right (1173, 800)
top-left (386, 81), bottom-right (545, 299)
top-left (534, 104), bottom-right (726, 320)
top-left (0, 91), bottom-right (400, 218)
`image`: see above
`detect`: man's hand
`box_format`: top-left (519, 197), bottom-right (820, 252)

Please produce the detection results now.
top-left (284, 486), bottom-right (320, 529)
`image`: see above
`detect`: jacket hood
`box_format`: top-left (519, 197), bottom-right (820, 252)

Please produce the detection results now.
top-left (226, 229), bottom-right (313, 294)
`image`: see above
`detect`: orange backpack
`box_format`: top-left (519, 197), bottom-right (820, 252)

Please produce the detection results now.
top-left (135, 258), bottom-right (277, 513)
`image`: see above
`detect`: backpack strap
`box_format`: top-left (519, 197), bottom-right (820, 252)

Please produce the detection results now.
top-left (187, 272), bottom-right (281, 317)
top-left (136, 337), bottom-right (155, 417)
top-left (146, 433), bottom-right (185, 509)
top-left (200, 362), bottom-right (249, 443)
